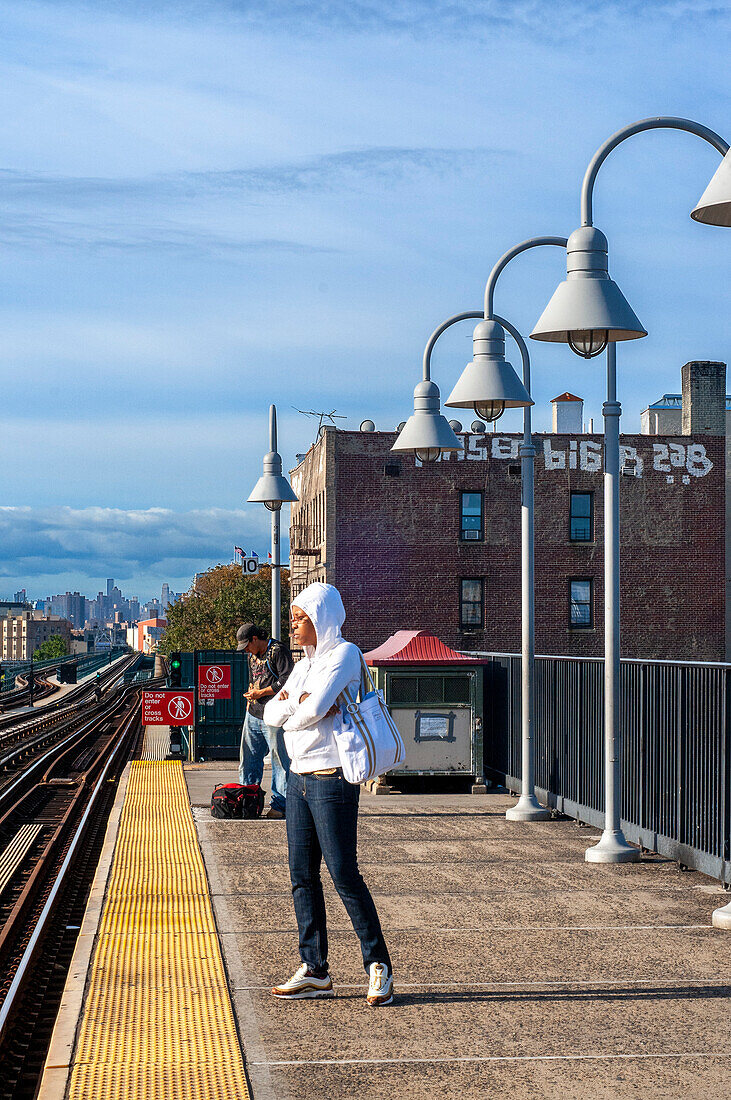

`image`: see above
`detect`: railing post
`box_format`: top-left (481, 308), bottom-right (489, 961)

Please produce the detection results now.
top-left (713, 665), bottom-right (731, 929)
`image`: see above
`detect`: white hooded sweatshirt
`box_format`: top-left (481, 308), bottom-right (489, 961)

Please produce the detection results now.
top-left (263, 582), bottom-right (361, 775)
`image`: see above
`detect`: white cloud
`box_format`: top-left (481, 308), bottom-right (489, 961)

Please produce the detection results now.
top-left (0, 504), bottom-right (283, 600)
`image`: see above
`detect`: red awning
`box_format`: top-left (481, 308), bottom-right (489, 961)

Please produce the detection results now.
top-left (363, 630), bottom-right (487, 666)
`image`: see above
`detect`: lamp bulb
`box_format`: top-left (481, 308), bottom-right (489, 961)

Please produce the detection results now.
top-left (414, 447), bottom-right (442, 463)
top-left (264, 500), bottom-right (283, 512)
top-left (567, 329), bottom-right (609, 359)
top-left (473, 400), bottom-right (505, 423)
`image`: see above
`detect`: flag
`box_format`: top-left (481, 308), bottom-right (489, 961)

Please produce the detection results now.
top-left (251, 550), bottom-right (259, 559)
top-left (234, 546), bottom-right (244, 557)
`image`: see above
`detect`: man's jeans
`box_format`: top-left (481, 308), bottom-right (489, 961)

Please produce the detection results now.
top-left (286, 769), bottom-right (391, 973)
top-left (239, 711), bottom-right (290, 814)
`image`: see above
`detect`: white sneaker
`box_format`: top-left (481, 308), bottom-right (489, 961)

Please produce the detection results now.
top-left (271, 962), bottom-right (333, 999)
top-left (367, 962), bottom-right (394, 1006)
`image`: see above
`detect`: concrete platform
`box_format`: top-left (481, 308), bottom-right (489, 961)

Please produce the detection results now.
top-left (186, 762), bottom-right (731, 1100)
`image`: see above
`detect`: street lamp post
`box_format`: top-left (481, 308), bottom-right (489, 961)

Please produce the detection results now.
top-left (399, 237), bottom-right (569, 822)
top-left (446, 237), bottom-right (569, 820)
top-left (393, 310), bottom-right (537, 801)
top-left (394, 240), bottom-right (578, 821)
top-left (444, 313), bottom-right (544, 819)
top-left (532, 116), bottom-right (731, 864)
top-left (247, 405), bottom-right (298, 642)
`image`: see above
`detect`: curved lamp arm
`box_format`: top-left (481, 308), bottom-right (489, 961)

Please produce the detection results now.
top-left (484, 236), bottom-right (568, 319)
top-left (493, 313), bottom-right (531, 395)
top-left (422, 310), bottom-right (483, 382)
top-left (426, 237), bottom-right (569, 382)
top-left (581, 116), bottom-right (729, 226)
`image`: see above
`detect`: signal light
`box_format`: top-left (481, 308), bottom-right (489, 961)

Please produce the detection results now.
top-left (170, 651), bottom-right (182, 688)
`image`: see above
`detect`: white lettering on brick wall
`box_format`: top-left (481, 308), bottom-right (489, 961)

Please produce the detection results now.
top-left (543, 439), bottom-right (566, 469)
top-left (467, 435), bottom-right (488, 460)
top-left (653, 442), bottom-right (714, 478)
top-left (580, 440), bottom-right (602, 472)
top-left (418, 438), bottom-right (715, 482)
top-left (492, 436), bottom-right (520, 459)
top-left (620, 445), bottom-right (644, 477)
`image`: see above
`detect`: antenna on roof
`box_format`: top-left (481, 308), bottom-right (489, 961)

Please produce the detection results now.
top-left (293, 408), bottom-right (347, 439)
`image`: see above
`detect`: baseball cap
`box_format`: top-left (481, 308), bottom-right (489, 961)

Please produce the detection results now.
top-left (236, 623), bottom-right (257, 651)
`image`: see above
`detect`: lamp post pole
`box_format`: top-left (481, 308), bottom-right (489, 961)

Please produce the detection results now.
top-left (531, 115), bottom-right (730, 862)
top-left (585, 341), bottom-right (637, 860)
top-left (483, 237), bottom-right (567, 821)
top-left (580, 118), bottom-right (729, 863)
top-left (269, 405), bottom-right (281, 642)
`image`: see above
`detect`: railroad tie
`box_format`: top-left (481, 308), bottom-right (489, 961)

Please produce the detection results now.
top-left (0, 824), bottom-right (43, 897)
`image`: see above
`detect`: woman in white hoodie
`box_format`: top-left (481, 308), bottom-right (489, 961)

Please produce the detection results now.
top-left (263, 581), bottom-right (393, 1007)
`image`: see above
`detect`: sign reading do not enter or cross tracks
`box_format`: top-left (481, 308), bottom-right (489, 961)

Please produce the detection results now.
top-left (197, 664), bottom-right (232, 701)
top-left (142, 690), bottom-right (195, 726)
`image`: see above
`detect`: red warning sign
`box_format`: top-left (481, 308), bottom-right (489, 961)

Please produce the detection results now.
top-left (197, 664), bottom-right (232, 701)
top-left (142, 690), bottom-right (195, 726)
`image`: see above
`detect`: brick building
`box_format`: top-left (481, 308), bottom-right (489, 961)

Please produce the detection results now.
top-left (289, 362), bottom-right (726, 661)
top-left (0, 611), bottom-right (73, 660)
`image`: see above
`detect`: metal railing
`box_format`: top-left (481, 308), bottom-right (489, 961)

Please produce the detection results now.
top-left (481, 653), bottom-right (731, 885)
top-left (0, 648), bottom-right (128, 693)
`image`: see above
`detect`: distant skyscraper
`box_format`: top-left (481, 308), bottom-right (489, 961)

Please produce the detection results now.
top-left (161, 583), bottom-right (171, 612)
top-left (49, 591), bottom-right (87, 628)
top-left (106, 578), bottom-right (114, 597)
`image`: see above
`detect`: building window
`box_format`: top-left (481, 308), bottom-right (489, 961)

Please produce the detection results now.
top-left (569, 578), bottom-right (593, 628)
top-left (570, 492), bottom-right (593, 541)
top-left (460, 492), bottom-right (483, 541)
top-left (460, 578), bottom-right (483, 629)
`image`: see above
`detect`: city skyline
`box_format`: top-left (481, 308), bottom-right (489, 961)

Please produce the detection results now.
top-left (3, 576), bottom-right (183, 614)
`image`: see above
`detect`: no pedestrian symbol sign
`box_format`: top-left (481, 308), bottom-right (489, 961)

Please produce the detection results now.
top-left (142, 691), bottom-right (195, 726)
top-left (197, 664), bottom-right (232, 701)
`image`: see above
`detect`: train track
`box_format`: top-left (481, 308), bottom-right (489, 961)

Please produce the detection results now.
top-left (0, 667), bottom-right (164, 1098)
top-left (0, 655), bottom-right (136, 761)
top-left (0, 674), bottom-right (59, 711)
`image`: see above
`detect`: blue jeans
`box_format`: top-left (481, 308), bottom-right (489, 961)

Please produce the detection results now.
top-left (286, 769), bottom-right (391, 974)
top-left (239, 711), bottom-right (290, 814)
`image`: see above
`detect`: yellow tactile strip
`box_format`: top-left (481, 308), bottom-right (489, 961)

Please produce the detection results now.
top-left (68, 761), bottom-right (250, 1099)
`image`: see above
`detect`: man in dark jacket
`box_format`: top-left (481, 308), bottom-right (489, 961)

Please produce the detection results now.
top-left (237, 623), bottom-right (294, 818)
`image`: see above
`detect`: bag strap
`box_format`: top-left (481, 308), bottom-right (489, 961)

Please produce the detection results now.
top-left (335, 651), bottom-right (377, 710)
top-left (359, 653), bottom-right (377, 699)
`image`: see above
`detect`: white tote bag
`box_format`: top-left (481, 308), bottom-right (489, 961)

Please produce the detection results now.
top-left (334, 655), bottom-right (405, 784)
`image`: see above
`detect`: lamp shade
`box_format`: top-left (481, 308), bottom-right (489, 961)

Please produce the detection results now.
top-left (391, 379), bottom-right (463, 456)
top-left (248, 450), bottom-right (298, 507)
top-left (445, 319), bottom-right (533, 411)
top-left (531, 227), bottom-right (646, 347)
top-left (692, 149), bottom-right (731, 226)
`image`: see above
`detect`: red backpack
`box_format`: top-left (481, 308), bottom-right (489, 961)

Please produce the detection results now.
top-left (210, 782), bottom-right (264, 819)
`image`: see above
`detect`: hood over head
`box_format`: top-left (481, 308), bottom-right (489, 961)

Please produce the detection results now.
top-left (291, 582), bottom-right (346, 658)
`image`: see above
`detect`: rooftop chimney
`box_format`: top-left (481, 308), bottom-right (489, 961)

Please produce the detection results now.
top-left (681, 361), bottom-right (726, 435)
top-left (551, 392), bottom-right (583, 434)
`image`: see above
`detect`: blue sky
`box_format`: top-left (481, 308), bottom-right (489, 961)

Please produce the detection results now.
top-left (1, 0), bottom-right (729, 601)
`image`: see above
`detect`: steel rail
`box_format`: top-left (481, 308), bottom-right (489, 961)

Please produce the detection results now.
top-left (0, 653), bottom-right (135, 741)
top-left (0, 695), bottom-right (142, 1041)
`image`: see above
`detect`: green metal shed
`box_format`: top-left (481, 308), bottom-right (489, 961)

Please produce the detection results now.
top-left (364, 631), bottom-right (486, 780)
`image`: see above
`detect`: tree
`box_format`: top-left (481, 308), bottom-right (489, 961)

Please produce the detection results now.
top-left (159, 563), bottom-right (290, 653)
top-left (34, 635), bottom-right (69, 660)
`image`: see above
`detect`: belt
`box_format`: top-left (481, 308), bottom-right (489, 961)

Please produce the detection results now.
top-left (301, 767), bottom-right (340, 777)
